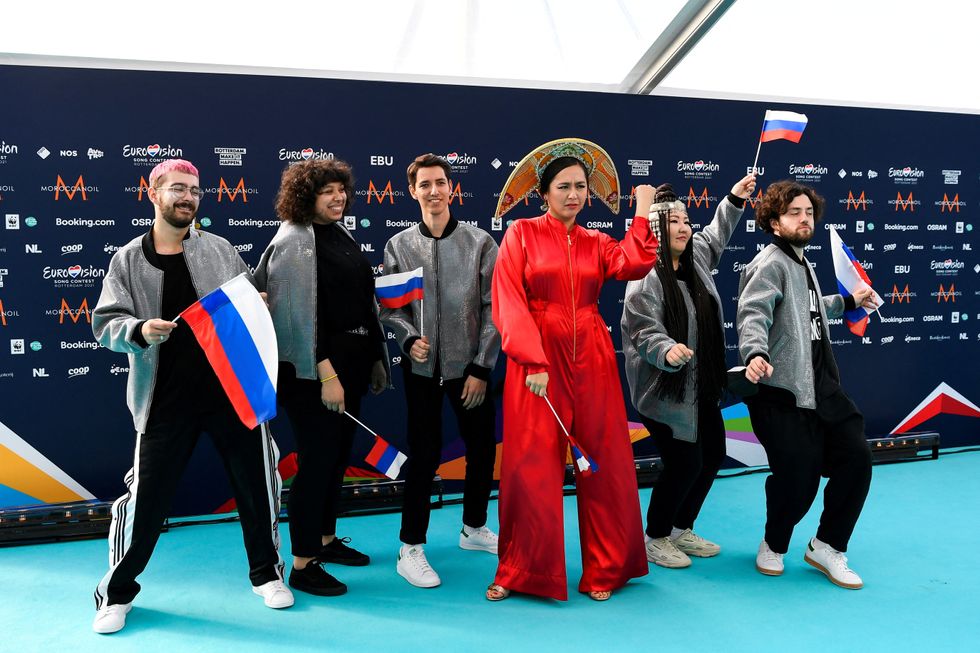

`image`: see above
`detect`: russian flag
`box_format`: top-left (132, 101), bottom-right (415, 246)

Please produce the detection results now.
top-left (365, 436), bottom-right (407, 479)
top-left (179, 273), bottom-right (278, 429)
top-left (760, 110), bottom-right (808, 143)
top-left (375, 267), bottom-right (424, 309)
top-left (570, 442), bottom-right (598, 478)
top-left (829, 227), bottom-right (883, 337)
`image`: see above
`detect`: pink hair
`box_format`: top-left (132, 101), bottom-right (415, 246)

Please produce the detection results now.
top-left (149, 159), bottom-right (199, 187)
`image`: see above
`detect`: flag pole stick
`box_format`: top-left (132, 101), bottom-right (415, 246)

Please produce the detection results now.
top-left (543, 396), bottom-right (572, 440)
top-left (344, 410), bottom-right (380, 439)
top-left (751, 131), bottom-right (765, 174)
top-left (420, 298), bottom-right (424, 339)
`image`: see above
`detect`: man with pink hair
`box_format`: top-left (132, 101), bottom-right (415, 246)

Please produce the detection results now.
top-left (90, 159), bottom-right (292, 634)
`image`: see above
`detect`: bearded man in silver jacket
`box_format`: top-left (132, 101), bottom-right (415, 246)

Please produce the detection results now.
top-left (737, 179), bottom-right (879, 590)
top-left (381, 153), bottom-right (501, 589)
top-left (90, 159), bottom-right (290, 635)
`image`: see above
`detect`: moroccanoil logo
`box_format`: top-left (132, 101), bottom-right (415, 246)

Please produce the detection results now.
top-left (215, 178), bottom-right (254, 203)
top-left (367, 180), bottom-right (394, 204)
top-left (123, 176), bottom-right (152, 201)
top-left (845, 191), bottom-right (869, 211)
top-left (746, 189), bottom-right (764, 209)
top-left (935, 283), bottom-right (958, 302)
top-left (890, 284), bottom-right (912, 304)
top-left (57, 297), bottom-right (91, 324)
top-left (43, 175), bottom-right (98, 200)
top-left (939, 193), bottom-right (963, 213)
top-left (0, 298), bottom-right (10, 326)
top-left (448, 181), bottom-right (474, 206)
top-left (687, 187), bottom-right (711, 209)
top-left (892, 191), bottom-right (916, 212)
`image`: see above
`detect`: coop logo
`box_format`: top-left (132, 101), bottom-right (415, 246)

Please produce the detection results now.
top-left (887, 284), bottom-right (914, 303)
top-left (685, 187), bottom-right (716, 209)
top-left (840, 191), bottom-right (872, 211)
top-left (44, 297), bottom-right (92, 324)
top-left (888, 191), bottom-right (919, 211)
top-left (61, 243), bottom-right (83, 256)
top-left (278, 147), bottom-right (334, 162)
top-left (933, 283), bottom-right (960, 302)
top-left (677, 159), bottom-right (719, 179)
top-left (124, 176), bottom-right (153, 200)
top-left (788, 163), bottom-right (828, 181)
top-left (936, 193), bottom-right (965, 212)
top-left (888, 166), bottom-right (924, 185)
top-left (42, 265), bottom-right (106, 288)
top-left (67, 366), bottom-right (90, 378)
top-left (444, 152), bottom-right (477, 173)
top-left (883, 243), bottom-right (897, 252)
top-left (42, 175), bottom-right (98, 200)
top-left (931, 259), bottom-right (964, 277)
top-left (359, 180), bottom-right (405, 204)
top-left (448, 182), bottom-right (473, 205)
top-left (233, 243), bottom-right (254, 253)
top-left (122, 143), bottom-right (184, 167)
top-left (208, 178), bottom-right (258, 203)
top-left (880, 335), bottom-right (894, 344)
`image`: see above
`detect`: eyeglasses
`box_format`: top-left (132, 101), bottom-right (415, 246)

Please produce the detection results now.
top-left (158, 184), bottom-right (205, 200)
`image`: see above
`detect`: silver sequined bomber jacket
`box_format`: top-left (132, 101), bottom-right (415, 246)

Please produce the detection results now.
top-left (736, 243), bottom-right (845, 409)
top-left (92, 228), bottom-right (252, 433)
top-left (621, 196), bottom-right (744, 442)
top-left (381, 219), bottom-right (500, 380)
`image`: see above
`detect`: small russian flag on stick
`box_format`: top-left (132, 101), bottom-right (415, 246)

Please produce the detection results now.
top-left (375, 267), bottom-right (424, 309)
top-left (751, 109), bottom-right (809, 173)
top-left (543, 396), bottom-right (598, 477)
top-left (344, 411), bottom-right (407, 480)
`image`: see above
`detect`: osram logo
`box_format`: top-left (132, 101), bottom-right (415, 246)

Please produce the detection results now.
top-left (844, 191), bottom-right (870, 211)
top-left (686, 186), bottom-right (711, 209)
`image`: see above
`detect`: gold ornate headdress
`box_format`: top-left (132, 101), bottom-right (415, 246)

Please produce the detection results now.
top-left (494, 138), bottom-right (621, 218)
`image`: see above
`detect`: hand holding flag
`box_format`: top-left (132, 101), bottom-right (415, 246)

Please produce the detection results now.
top-left (178, 273), bottom-right (278, 429)
top-left (829, 227), bottom-right (883, 337)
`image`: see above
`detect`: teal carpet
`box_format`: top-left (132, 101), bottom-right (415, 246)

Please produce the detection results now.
top-left (2, 451), bottom-right (977, 652)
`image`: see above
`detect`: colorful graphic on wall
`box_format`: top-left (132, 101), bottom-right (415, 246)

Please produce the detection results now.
top-left (0, 420), bottom-right (95, 507)
top-left (891, 382), bottom-right (980, 434)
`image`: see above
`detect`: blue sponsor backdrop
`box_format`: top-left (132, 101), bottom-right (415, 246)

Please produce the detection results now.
top-left (0, 64), bottom-right (977, 515)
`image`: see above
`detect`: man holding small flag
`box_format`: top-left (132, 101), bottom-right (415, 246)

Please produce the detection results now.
top-left (90, 159), bottom-right (291, 634)
top-left (737, 180), bottom-right (879, 590)
top-left (380, 153), bottom-right (501, 589)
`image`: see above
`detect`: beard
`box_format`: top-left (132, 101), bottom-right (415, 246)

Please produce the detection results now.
top-left (780, 227), bottom-right (812, 246)
top-left (160, 200), bottom-right (197, 228)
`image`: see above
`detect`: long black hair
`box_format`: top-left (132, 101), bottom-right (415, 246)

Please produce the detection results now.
top-left (651, 184), bottom-right (727, 403)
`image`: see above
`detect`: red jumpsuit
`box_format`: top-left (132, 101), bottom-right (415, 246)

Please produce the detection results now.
top-left (491, 212), bottom-right (658, 600)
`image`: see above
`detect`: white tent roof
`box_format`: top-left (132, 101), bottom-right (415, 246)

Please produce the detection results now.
top-left (2, 0), bottom-right (977, 113)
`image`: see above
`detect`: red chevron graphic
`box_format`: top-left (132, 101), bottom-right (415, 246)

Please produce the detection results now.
top-left (890, 382), bottom-right (980, 434)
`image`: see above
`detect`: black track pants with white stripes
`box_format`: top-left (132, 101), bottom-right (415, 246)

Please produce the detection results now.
top-left (94, 407), bottom-right (284, 608)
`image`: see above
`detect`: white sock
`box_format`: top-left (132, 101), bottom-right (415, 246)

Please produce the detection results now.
top-left (462, 524), bottom-right (477, 536)
top-left (401, 543), bottom-right (420, 555)
top-left (811, 536), bottom-right (831, 551)
top-left (670, 527), bottom-right (686, 540)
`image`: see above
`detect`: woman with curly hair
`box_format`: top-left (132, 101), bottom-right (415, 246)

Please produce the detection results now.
top-left (255, 159), bottom-right (389, 597)
top-left (621, 173), bottom-right (755, 570)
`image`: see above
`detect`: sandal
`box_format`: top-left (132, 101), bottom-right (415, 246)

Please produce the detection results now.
top-left (587, 590), bottom-right (612, 601)
top-left (486, 583), bottom-right (510, 601)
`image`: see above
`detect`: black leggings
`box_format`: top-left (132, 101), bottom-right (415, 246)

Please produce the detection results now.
top-left (642, 399), bottom-right (726, 539)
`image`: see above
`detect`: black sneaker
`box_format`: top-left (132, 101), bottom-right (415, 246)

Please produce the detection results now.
top-left (318, 537), bottom-right (370, 566)
top-left (288, 563), bottom-right (348, 597)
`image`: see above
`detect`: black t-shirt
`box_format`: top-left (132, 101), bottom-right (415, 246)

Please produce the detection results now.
top-left (312, 221), bottom-right (384, 365)
top-left (147, 249), bottom-right (226, 418)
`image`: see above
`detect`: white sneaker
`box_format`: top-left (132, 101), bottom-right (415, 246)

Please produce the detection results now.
top-left (397, 544), bottom-right (441, 588)
top-left (92, 602), bottom-right (132, 634)
top-left (459, 525), bottom-right (499, 554)
top-left (804, 539), bottom-right (863, 589)
top-left (645, 535), bottom-right (692, 568)
top-left (756, 540), bottom-right (784, 576)
top-left (252, 579), bottom-right (295, 608)
top-left (671, 528), bottom-right (721, 558)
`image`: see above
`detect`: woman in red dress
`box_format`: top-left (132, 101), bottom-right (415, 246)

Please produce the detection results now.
top-left (487, 139), bottom-right (659, 601)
